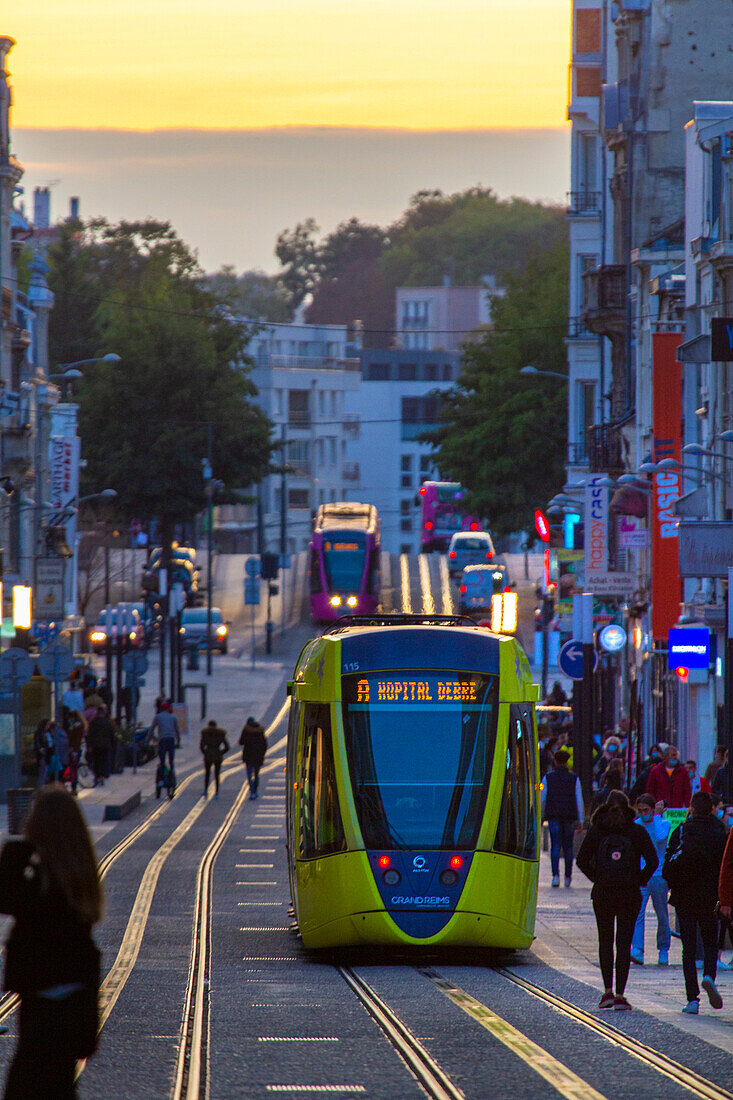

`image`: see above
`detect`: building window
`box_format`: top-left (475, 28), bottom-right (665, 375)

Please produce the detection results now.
top-left (578, 132), bottom-right (598, 195)
top-left (400, 500), bottom-right (412, 517)
top-left (400, 543), bottom-right (412, 555)
top-left (401, 474), bottom-right (412, 488)
top-left (419, 455), bottom-right (432, 474)
top-left (576, 8), bottom-right (601, 53)
top-left (318, 390), bottom-right (325, 415)
top-left (425, 363), bottom-right (438, 381)
top-left (289, 390), bottom-right (310, 427)
top-left (401, 455), bottom-right (413, 472)
top-left (368, 363), bottom-right (390, 381)
top-left (398, 363), bottom-right (417, 381)
top-left (289, 488), bottom-right (310, 509)
top-left (329, 438), bottom-right (337, 466)
top-left (575, 66), bottom-right (601, 98)
top-left (443, 364), bottom-right (452, 381)
top-left (576, 381), bottom-right (596, 458)
top-left (401, 519), bottom-right (413, 533)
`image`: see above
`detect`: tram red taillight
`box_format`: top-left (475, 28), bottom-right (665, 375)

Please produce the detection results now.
top-left (448, 551), bottom-right (456, 559)
top-left (459, 585), bottom-right (467, 594)
top-left (469, 522), bottom-right (479, 531)
top-left (485, 551), bottom-right (493, 560)
top-left (449, 855), bottom-right (463, 870)
top-left (378, 855), bottom-right (391, 868)
top-left (419, 486), bottom-right (427, 495)
top-left (424, 521), bottom-right (434, 530)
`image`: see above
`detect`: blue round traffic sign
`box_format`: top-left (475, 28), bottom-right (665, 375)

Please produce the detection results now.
top-left (245, 557), bottom-right (261, 578)
top-left (558, 639), bottom-right (599, 681)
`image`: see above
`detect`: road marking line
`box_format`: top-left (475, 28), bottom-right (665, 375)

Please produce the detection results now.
top-left (240, 927), bottom-right (291, 931)
top-left (236, 863), bottom-right (275, 868)
top-left (239, 848), bottom-right (277, 852)
top-left (246, 836), bottom-right (281, 840)
top-left (422, 970), bottom-right (606, 1100)
top-left (265, 1088), bottom-right (365, 1094)
top-left (239, 901), bottom-right (284, 906)
top-left (400, 554), bottom-right (412, 613)
top-left (418, 555), bottom-right (435, 614)
top-left (439, 556), bottom-right (453, 614)
top-left (237, 881), bottom-right (278, 886)
top-left (243, 956), bottom-right (298, 961)
top-left (258, 1036), bottom-right (339, 1042)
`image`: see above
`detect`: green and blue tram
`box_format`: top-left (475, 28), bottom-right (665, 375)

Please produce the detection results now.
top-left (286, 615), bottom-right (541, 950)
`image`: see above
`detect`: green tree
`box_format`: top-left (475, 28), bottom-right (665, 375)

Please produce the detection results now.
top-left (426, 241), bottom-right (569, 537)
top-left (47, 219), bottom-right (272, 529)
top-left (204, 266), bottom-right (292, 322)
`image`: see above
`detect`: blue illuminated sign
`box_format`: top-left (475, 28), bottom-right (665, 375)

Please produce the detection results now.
top-left (668, 627), bottom-right (710, 670)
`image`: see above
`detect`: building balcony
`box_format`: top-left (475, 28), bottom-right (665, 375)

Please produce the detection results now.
top-left (567, 319), bottom-right (598, 340)
top-left (567, 191), bottom-right (601, 216)
top-left (709, 240), bottom-right (733, 274)
top-left (262, 355), bottom-right (360, 372)
top-left (586, 420), bottom-right (626, 476)
top-left (288, 412), bottom-right (311, 429)
top-left (582, 265), bottom-right (626, 337)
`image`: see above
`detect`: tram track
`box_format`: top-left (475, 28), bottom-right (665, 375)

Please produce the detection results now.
top-left (170, 708), bottom-right (290, 1100)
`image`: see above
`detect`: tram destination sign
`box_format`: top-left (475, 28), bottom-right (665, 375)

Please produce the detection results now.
top-left (344, 675), bottom-right (486, 705)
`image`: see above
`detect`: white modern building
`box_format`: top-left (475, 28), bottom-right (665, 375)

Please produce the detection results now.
top-left (345, 348), bottom-right (460, 555)
top-left (395, 280), bottom-right (500, 351)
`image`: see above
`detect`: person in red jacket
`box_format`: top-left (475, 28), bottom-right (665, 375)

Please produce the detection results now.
top-left (646, 744), bottom-right (692, 808)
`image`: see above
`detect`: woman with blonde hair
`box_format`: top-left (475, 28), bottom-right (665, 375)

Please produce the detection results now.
top-left (0, 786), bottom-right (103, 1098)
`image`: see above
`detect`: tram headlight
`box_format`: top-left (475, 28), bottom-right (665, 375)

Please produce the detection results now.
top-left (346, 595), bottom-right (358, 608)
top-left (382, 868), bottom-right (401, 886)
top-left (329, 595), bottom-right (342, 607)
top-left (439, 869), bottom-right (459, 887)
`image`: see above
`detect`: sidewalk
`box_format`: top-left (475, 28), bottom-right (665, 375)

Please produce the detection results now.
top-left (533, 848), bottom-right (733, 1052)
top-left (0, 620), bottom-right (315, 846)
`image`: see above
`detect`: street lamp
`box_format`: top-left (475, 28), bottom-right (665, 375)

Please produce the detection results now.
top-left (519, 365), bottom-right (569, 381)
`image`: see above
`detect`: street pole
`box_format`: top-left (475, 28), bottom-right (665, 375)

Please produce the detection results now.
top-left (578, 592), bottom-right (594, 809)
top-left (205, 426), bottom-right (214, 677)
top-left (540, 592), bottom-right (551, 701)
top-left (280, 423), bottom-right (287, 636)
top-left (726, 569), bottom-right (733, 803)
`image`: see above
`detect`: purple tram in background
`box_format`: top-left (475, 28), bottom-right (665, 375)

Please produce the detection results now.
top-left (309, 502), bottom-right (381, 622)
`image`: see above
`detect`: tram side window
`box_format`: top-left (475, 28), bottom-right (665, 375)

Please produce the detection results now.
top-left (300, 705), bottom-right (346, 859)
top-left (493, 704), bottom-right (537, 859)
top-left (310, 549), bottom-right (323, 593)
top-left (367, 547), bottom-right (380, 594)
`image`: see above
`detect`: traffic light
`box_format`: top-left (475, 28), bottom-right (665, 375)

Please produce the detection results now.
top-left (261, 552), bottom-right (279, 580)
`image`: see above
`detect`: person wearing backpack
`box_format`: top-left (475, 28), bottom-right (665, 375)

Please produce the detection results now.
top-left (576, 790), bottom-right (658, 1011)
top-left (662, 790), bottom-right (728, 1014)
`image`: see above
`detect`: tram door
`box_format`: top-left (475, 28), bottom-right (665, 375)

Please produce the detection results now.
top-left (286, 699), bottom-right (301, 911)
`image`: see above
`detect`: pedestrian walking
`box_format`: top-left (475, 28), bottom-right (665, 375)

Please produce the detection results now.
top-left (576, 790), bottom-right (658, 1010)
top-left (239, 716), bottom-right (267, 799)
top-left (686, 760), bottom-right (711, 796)
top-left (705, 745), bottom-right (727, 788)
top-left (662, 790), bottom-right (728, 1014)
top-left (646, 744), bottom-right (691, 808)
top-left (540, 748), bottom-right (584, 887)
top-left (629, 743), bottom-right (663, 803)
top-left (593, 734), bottom-right (623, 786)
top-left (711, 752), bottom-right (729, 802)
top-left (33, 721), bottom-right (52, 788)
top-left (0, 786), bottom-right (103, 1099)
top-left (200, 719), bottom-right (230, 799)
top-left (630, 795), bottom-right (671, 966)
top-left (86, 705), bottom-right (114, 787)
top-left (589, 760), bottom-right (626, 816)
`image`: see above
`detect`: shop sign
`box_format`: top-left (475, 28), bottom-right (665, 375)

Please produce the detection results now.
top-left (678, 522), bottom-right (733, 578)
top-left (651, 333), bottom-right (683, 640)
top-left (584, 475), bottom-right (609, 582)
top-left (668, 626), bottom-right (710, 670)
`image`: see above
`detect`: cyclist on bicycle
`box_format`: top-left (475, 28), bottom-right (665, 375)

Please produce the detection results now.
top-left (151, 701), bottom-right (180, 771)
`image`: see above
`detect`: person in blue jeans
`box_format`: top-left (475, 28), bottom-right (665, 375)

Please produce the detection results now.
top-left (631, 793), bottom-right (671, 965)
top-left (540, 749), bottom-right (585, 887)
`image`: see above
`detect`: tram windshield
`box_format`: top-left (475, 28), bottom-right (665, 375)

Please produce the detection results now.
top-left (323, 533), bottom-right (366, 590)
top-left (342, 672), bottom-right (498, 850)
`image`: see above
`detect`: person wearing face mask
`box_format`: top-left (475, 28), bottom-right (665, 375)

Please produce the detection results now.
top-left (630, 795), bottom-right (671, 966)
top-left (594, 735), bottom-right (622, 786)
top-left (646, 744), bottom-right (692, 808)
top-left (629, 743), bottom-right (663, 803)
top-left (686, 760), bottom-right (711, 797)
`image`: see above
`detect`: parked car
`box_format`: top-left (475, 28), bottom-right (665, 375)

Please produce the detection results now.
top-left (458, 563), bottom-right (510, 613)
top-left (447, 530), bottom-right (495, 577)
top-left (178, 607), bottom-right (229, 654)
top-left (89, 606), bottom-right (145, 653)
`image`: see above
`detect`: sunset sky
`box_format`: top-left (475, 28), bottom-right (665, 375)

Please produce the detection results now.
top-left (5, 2), bottom-right (571, 271)
top-left (6, 0), bottom-right (570, 130)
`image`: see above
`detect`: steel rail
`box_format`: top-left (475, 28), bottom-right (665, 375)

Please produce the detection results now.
top-left (496, 967), bottom-right (733, 1100)
top-left (0, 751), bottom-right (244, 1025)
top-left (171, 702), bottom-right (290, 1100)
top-left (338, 966), bottom-right (465, 1100)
